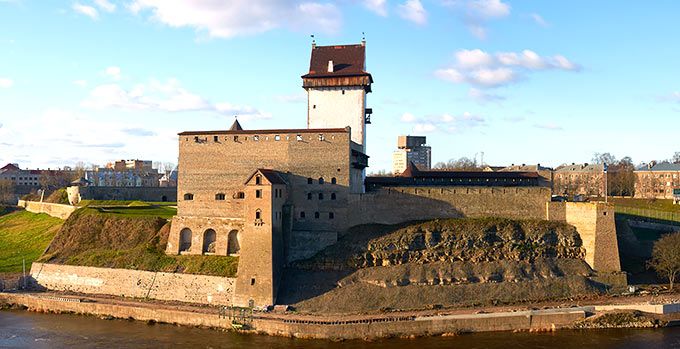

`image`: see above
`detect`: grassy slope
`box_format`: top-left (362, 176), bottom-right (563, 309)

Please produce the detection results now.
top-left (39, 207), bottom-right (237, 277)
top-left (0, 210), bottom-right (63, 273)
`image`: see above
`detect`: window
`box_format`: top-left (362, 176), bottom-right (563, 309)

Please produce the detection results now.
top-left (300, 211), bottom-right (306, 218)
top-left (255, 175), bottom-right (261, 185)
top-left (319, 177), bottom-right (324, 184)
top-left (251, 278), bottom-right (256, 286)
top-left (297, 135), bottom-right (302, 141)
top-left (255, 210), bottom-right (261, 219)
top-left (214, 136), bottom-right (219, 142)
top-left (307, 193), bottom-right (312, 200)
top-left (331, 193), bottom-right (336, 200)
top-left (236, 192), bottom-right (245, 199)
top-left (314, 212), bottom-right (320, 219)
top-left (234, 135), bottom-right (239, 142)
top-left (215, 193), bottom-right (226, 200)
top-left (331, 177), bottom-right (336, 184)
top-left (184, 193), bottom-right (194, 200)
top-left (342, 90), bottom-right (345, 95)
top-left (313, 105), bottom-right (316, 109)
top-left (318, 193), bottom-right (324, 200)
top-left (275, 135), bottom-right (280, 141)
top-left (318, 134), bottom-right (324, 141)
top-left (329, 212), bottom-right (334, 219)
top-left (254, 135), bottom-right (259, 141)
top-left (256, 190), bottom-right (262, 198)
top-left (307, 178), bottom-right (313, 184)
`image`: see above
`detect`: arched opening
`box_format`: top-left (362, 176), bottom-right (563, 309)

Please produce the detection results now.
top-left (227, 230), bottom-right (240, 255)
top-left (161, 195), bottom-right (167, 202)
top-left (203, 229), bottom-right (216, 254)
top-left (183, 193), bottom-right (194, 200)
top-left (331, 177), bottom-right (336, 184)
top-left (180, 228), bottom-right (192, 253)
top-left (331, 193), bottom-right (336, 200)
top-left (319, 177), bottom-right (324, 184)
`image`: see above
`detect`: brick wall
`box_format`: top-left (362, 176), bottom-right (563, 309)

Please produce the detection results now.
top-left (17, 200), bottom-right (77, 220)
top-left (30, 263), bottom-right (235, 305)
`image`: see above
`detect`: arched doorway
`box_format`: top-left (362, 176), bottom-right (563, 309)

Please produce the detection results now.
top-left (203, 229), bottom-right (216, 254)
top-left (179, 228), bottom-right (192, 253)
top-left (227, 230), bottom-right (241, 255)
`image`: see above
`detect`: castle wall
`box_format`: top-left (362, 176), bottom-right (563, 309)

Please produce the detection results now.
top-left (307, 87), bottom-right (365, 148)
top-left (347, 186), bottom-right (551, 225)
top-left (30, 263), bottom-right (235, 305)
top-left (17, 200), bottom-right (77, 220)
top-left (67, 186), bottom-right (177, 205)
top-left (166, 216), bottom-right (243, 256)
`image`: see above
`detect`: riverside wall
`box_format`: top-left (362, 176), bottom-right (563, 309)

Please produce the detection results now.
top-left (0, 292), bottom-right (587, 339)
top-left (17, 200), bottom-right (77, 220)
top-left (30, 263), bottom-right (235, 305)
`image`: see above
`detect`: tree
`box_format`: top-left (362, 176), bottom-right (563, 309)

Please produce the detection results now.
top-left (434, 157), bottom-right (479, 170)
top-left (0, 180), bottom-right (15, 204)
top-left (592, 152), bottom-right (617, 165)
top-left (673, 152), bottom-right (680, 164)
top-left (648, 232), bottom-right (680, 290)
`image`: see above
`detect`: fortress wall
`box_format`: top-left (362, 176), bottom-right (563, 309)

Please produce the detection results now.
top-left (348, 186), bottom-right (551, 226)
top-left (166, 216), bottom-right (244, 255)
top-left (30, 263), bottom-right (235, 305)
top-left (17, 200), bottom-right (77, 220)
top-left (67, 186), bottom-right (177, 205)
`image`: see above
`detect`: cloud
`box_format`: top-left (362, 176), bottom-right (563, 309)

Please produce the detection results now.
top-left (0, 122), bottom-right (3, 128)
top-left (531, 13), bottom-right (547, 26)
top-left (73, 3), bottom-right (98, 19)
top-left (103, 66), bottom-right (121, 81)
top-left (94, 0), bottom-right (116, 12)
top-left (0, 78), bottom-right (13, 88)
top-left (72, 80), bottom-right (88, 87)
top-left (467, 88), bottom-right (505, 103)
top-left (362, 0), bottom-right (387, 16)
top-left (81, 78), bottom-right (270, 120)
top-left (121, 127), bottom-right (156, 137)
top-left (534, 122), bottom-right (563, 131)
top-left (128, 0), bottom-right (342, 39)
top-left (656, 91), bottom-right (680, 104)
top-left (275, 93), bottom-right (306, 103)
top-left (399, 111), bottom-right (485, 133)
top-left (397, 0), bottom-right (426, 25)
top-left (435, 49), bottom-right (581, 88)
top-left (444, 0), bottom-right (510, 39)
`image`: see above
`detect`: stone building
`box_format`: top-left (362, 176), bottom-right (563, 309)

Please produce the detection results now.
top-left (553, 163), bottom-right (607, 197)
top-left (634, 162), bottom-right (680, 199)
top-left (392, 136), bottom-right (431, 174)
top-left (499, 163), bottom-right (553, 188)
top-left (85, 159), bottom-right (161, 187)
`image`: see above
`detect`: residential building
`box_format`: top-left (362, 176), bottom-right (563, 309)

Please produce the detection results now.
top-left (553, 163), bottom-right (607, 197)
top-left (500, 163), bottom-right (553, 187)
top-left (634, 162), bottom-right (680, 199)
top-left (392, 136), bottom-right (431, 174)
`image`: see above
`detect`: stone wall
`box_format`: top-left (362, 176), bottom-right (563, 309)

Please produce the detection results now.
top-left (547, 202), bottom-right (621, 272)
top-left (17, 200), bottom-right (77, 220)
top-left (67, 186), bottom-right (177, 205)
top-left (30, 263), bottom-right (235, 305)
top-left (348, 186), bottom-right (551, 225)
top-left (166, 216), bottom-right (244, 256)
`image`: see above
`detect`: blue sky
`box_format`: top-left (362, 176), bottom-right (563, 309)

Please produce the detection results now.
top-left (1, 0), bottom-right (679, 173)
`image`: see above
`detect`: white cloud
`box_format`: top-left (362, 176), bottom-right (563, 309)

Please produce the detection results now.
top-left (534, 122), bottom-right (563, 131)
top-left (275, 93), bottom-right (306, 103)
top-left (467, 87), bottom-right (505, 103)
top-left (444, 0), bottom-right (510, 39)
top-left (656, 91), bottom-right (680, 104)
top-left (362, 0), bottom-right (387, 16)
top-left (435, 49), bottom-right (581, 88)
top-left (94, 0), bottom-right (116, 12)
top-left (0, 78), bottom-right (13, 88)
top-left (128, 0), bottom-right (342, 39)
top-left (414, 123), bottom-right (436, 132)
top-left (399, 111), bottom-right (485, 133)
top-left (397, 0), bottom-right (427, 25)
top-left (73, 3), bottom-right (99, 19)
top-left (531, 13), bottom-right (547, 26)
top-left (102, 66), bottom-right (122, 81)
top-left (72, 80), bottom-right (88, 87)
top-left (399, 112), bottom-right (419, 123)
top-left (81, 78), bottom-right (270, 120)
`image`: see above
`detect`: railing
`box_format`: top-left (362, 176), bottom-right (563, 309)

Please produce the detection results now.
top-left (615, 206), bottom-right (680, 226)
top-left (218, 306), bottom-right (253, 329)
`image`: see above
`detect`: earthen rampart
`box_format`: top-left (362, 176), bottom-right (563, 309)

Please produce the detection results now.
top-left (67, 186), bottom-right (177, 205)
top-left (17, 200), bottom-right (77, 220)
top-left (29, 263), bottom-right (235, 305)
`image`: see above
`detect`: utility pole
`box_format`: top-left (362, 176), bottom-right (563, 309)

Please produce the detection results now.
top-left (22, 256), bottom-right (26, 290)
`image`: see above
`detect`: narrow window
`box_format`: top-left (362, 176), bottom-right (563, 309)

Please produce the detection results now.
top-left (255, 210), bottom-right (261, 219)
top-left (275, 135), bottom-right (280, 141)
top-left (331, 193), bottom-right (336, 200)
top-left (256, 190), bottom-right (262, 198)
top-left (318, 193), bottom-right (324, 200)
top-left (331, 177), bottom-right (336, 184)
top-left (214, 136), bottom-right (219, 142)
top-left (319, 177), bottom-right (324, 184)
top-left (329, 212), bottom-right (334, 219)
top-left (234, 135), bottom-right (239, 142)
top-left (314, 212), bottom-right (320, 219)
top-left (307, 178), bottom-right (313, 184)
top-left (236, 192), bottom-right (245, 199)
top-left (307, 193), bottom-right (312, 200)
top-left (318, 134), bottom-right (324, 141)
top-left (251, 278), bottom-right (255, 286)
top-left (342, 90), bottom-right (345, 95)
top-left (297, 135), bottom-right (302, 141)
top-left (215, 193), bottom-right (226, 200)
top-left (184, 193), bottom-right (194, 200)
top-left (255, 175), bottom-right (261, 185)
top-left (254, 135), bottom-right (259, 141)
top-left (300, 211), bottom-right (306, 218)
top-left (313, 105), bottom-right (316, 109)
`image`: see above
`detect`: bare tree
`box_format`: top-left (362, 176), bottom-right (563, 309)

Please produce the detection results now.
top-left (673, 152), bottom-right (680, 164)
top-left (0, 180), bottom-right (15, 204)
top-left (648, 232), bottom-right (680, 290)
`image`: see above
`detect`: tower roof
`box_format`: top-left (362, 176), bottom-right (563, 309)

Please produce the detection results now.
top-left (229, 119), bottom-right (243, 131)
top-left (302, 44), bottom-right (371, 79)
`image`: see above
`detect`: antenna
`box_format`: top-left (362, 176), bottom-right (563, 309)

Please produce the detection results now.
top-left (362, 31), bottom-right (365, 41)
top-left (310, 34), bottom-right (315, 44)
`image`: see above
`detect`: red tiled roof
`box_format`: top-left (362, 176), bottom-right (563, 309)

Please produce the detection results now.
top-left (302, 44), bottom-right (371, 79)
top-left (0, 163), bottom-right (20, 172)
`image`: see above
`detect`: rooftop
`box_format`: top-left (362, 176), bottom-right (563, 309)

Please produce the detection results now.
top-left (302, 43), bottom-right (372, 79)
top-left (635, 162), bottom-right (680, 171)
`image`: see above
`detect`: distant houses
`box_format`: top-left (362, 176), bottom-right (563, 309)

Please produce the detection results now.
top-left (633, 162), bottom-right (680, 199)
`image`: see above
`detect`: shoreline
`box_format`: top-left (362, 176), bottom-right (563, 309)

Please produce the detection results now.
top-left (1, 291), bottom-right (678, 340)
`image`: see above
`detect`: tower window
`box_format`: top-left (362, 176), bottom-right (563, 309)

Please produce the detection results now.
top-left (254, 135), bottom-right (259, 141)
top-left (300, 211), bottom-right (306, 219)
top-left (255, 210), bottom-right (261, 219)
top-left (318, 193), bottom-right (324, 200)
top-left (331, 193), bottom-right (336, 200)
top-left (214, 136), bottom-right (219, 142)
top-left (275, 135), bottom-right (280, 141)
top-left (329, 212), bottom-right (334, 219)
top-left (331, 177), bottom-right (336, 184)
top-left (235, 192), bottom-right (245, 199)
top-left (251, 278), bottom-right (255, 286)
top-left (319, 177), bottom-right (324, 184)
top-left (319, 134), bottom-right (324, 141)
top-left (215, 193), bottom-right (225, 200)
top-left (307, 193), bottom-right (312, 200)
top-left (183, 193), bottom-right (194, 201)
top-left (314, 212), bottom-right (320, 219)
top-left (307, 178), bottom-right (313, 184)
top-left (256, 190), bottom-right (262, 198)
top-left (297, 135), bottom-right (302, 141)
top-left (342, 90), bottom-right (345, 95)
top-left (234, 136), bottom-right (239, 142)
top-left (313, 105), bottom-right (316, 109)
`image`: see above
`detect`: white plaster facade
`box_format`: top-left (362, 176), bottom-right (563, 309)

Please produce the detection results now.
top-left (307, 86), bottom-right (366, 151)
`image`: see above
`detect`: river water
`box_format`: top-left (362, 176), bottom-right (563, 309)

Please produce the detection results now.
top-left (2, 310), bottom-right (680, 348)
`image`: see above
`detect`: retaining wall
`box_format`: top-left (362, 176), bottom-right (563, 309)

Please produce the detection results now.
top-left (30, 263), bottom-right (235, 305)
top-left (17, 200), bottom-right (77, 220)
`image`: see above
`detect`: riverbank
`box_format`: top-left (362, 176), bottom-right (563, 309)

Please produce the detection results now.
top-left (2, 290), bottom-right (679, 340)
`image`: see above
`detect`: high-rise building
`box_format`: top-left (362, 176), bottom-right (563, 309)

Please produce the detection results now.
top-left (392, 136), bottom-right (431, 174)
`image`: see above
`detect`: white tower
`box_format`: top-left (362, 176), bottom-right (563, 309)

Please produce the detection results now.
top-left (302, 42), bottom-right (373, 153)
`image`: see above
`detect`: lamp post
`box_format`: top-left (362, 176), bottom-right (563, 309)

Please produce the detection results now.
top-left (604, 163), bottom-right (608, 203)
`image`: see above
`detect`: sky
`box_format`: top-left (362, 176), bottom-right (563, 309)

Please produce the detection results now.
top-left (1, 0), bottom-right (680, 173)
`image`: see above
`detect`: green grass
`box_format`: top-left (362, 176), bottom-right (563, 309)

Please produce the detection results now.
top-left (78, 200), bottom-right (177, 207)
top-left (0, 210), bottom-right (63, 273)
top-left (606, 197), bottom-right (680, 212)
top-left (77, 205), bottom-right (177, 219)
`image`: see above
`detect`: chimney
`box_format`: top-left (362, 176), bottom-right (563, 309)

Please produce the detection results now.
top-left (361, 40), bottom-right (366, 47)
top-left (327, 60), bottom-right (334, 72)
top-left (312, 43), bottom-right (316, 49)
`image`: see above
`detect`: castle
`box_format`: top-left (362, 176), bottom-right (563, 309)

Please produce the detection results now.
top-left (167, 42), bottom-right (621, 308)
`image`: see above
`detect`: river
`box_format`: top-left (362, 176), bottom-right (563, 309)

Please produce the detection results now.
top-left (1, 310), bottom-right (680, 348)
